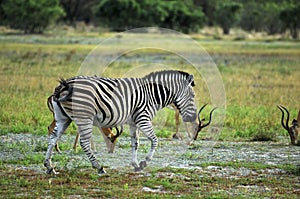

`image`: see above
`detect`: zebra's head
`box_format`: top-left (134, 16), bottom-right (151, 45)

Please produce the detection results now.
top-left (173, 74), bottom-right (197, 123)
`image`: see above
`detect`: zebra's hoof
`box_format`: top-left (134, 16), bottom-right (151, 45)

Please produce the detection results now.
top-left (98, 167), bottom-right (107, 175)
top-left (139, 160), bottom-right (147, 170)
top-left (134, 166), bottom-right (142, 172)
top-left (46, 167), bottom-right (57, 175)
top-left (172, 133), bottom-right (180, 139)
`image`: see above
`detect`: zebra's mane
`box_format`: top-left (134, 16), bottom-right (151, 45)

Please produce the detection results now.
top-left (53, 78), bottom-right (67, 96)
top-left (143, 70), bottom-right (195, 86)
top-left (56, 71), bottom-right (194, 90)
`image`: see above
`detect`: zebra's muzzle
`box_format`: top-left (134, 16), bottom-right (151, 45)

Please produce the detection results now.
top-left (182, 114), bottom-right (197, 123)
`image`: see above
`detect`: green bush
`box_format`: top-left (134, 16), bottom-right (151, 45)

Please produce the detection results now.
top-left (240, 1), bottom-right (285, 35)
top-left (2, 0), bottom-right (64, 33)
top-left (280, 3), bottom-right (300, 39)
top-left (214, 0), bottom-right (242, 34)
top-left (94, 0), bottom-right (205, 33)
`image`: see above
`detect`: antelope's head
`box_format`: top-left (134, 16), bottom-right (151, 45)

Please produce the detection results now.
top-left (277, 105), bottom-right (300, 145)
top-left (103, 126), bottom-right (123, 153)
top-left (193, 104), bottom-right (217, 140)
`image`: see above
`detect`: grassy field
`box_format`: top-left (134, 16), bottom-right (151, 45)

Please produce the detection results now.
top-left (0, 32), bottom-right (299, 141)
top-left (1, 165), bottom-right (299, 198)
top-left (0, 30), bottom-right (299, 198)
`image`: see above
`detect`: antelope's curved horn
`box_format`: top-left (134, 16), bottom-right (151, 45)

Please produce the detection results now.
top-left (281, 105), bottom-right (290, 130)
top-left (277, 105), bottom-right (286, 130)
top-left (199, 107), bottom-right (217, 129)
top-left (277, 105), bottom-right (289, 131)
top-left (197, 103), bottom-right (208, 124)
top-left (297, 110), bottom-right (300, 126)
top-left (115, 125), bottom-right (124, 137)
top-left (194, 105), bottom-right (217, 140)
top-left (109, 125), bottom-right (124, 143)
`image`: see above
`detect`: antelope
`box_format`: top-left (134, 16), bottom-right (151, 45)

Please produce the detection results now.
top-left (172, 103), bottom-right (216, 140)
top-left (277, 105), bottom-right (300, 145)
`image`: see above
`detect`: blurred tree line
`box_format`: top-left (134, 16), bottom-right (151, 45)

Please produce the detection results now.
top-left (0, 0), bottom-right (299, 39)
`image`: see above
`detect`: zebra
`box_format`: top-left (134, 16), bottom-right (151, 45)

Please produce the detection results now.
top-left (44, 70), bottom-right (203, 174)
top-left (47, 95), bottom-right (122, 153)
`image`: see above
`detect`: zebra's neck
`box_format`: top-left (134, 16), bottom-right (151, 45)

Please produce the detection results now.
top-left (142, 70), bottom-right (188, 113)
top-left (137, 81), bottom-right (173, 118)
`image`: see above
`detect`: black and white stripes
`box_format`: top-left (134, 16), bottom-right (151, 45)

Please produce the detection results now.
top-left (44, 70), bottom-right (198, 174)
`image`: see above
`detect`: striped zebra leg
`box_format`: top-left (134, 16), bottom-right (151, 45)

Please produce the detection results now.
top-left (44, 118), bottom-right (71, 174)
top-left (76, 119), bottom-right (106, 174)
top-left (136, 121), bottom-right (158, 171)
top-left (129, 125), bottom-right (140, 171)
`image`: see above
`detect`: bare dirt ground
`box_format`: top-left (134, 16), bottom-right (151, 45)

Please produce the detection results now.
top-left (1, 132), bottom-right (299, 173)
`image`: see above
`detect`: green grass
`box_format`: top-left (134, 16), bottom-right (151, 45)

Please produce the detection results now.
top-left (1, 33), bottom-right (299, 141)
top-left (0, 165), bottom-right (298, 198)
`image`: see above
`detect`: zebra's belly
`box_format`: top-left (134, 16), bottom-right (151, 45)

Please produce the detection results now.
top-left (93, 112), bottom-right (131, 128)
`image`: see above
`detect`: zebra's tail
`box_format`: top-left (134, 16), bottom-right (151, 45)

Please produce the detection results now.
top-left (53, 78), bottom-right (73, 102)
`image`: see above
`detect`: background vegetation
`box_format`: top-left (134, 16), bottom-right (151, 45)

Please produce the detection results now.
top-left (0, 0), bottom-right (299, 38)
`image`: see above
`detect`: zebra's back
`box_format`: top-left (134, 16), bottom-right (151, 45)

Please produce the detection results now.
top-left (54, 76), bottom-right (147, 127)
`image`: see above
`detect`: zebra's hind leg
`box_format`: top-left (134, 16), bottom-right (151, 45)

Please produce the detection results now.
top-left (44, 119), bottom-right (71, 174)
top-left (77, 119), bottom-right (106, 175)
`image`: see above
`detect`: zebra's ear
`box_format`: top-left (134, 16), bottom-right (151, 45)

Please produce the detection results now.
top-left (186, 74), bottom-right (195, 86)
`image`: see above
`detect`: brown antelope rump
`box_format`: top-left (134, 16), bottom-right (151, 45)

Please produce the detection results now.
top-left (277, 105), bottom-right (300, 145)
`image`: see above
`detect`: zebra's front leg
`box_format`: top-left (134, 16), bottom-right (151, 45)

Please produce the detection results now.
top-left (129, 125), bottom-right (140, 171)
top-left (78, 120), bottom-right (106, 175)
top-left (138, 122), bottom-right (158, 171)
top-left (44, 119), bottom-right (71, 174)
top-left (44, 142), bottom-right (56, 175)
